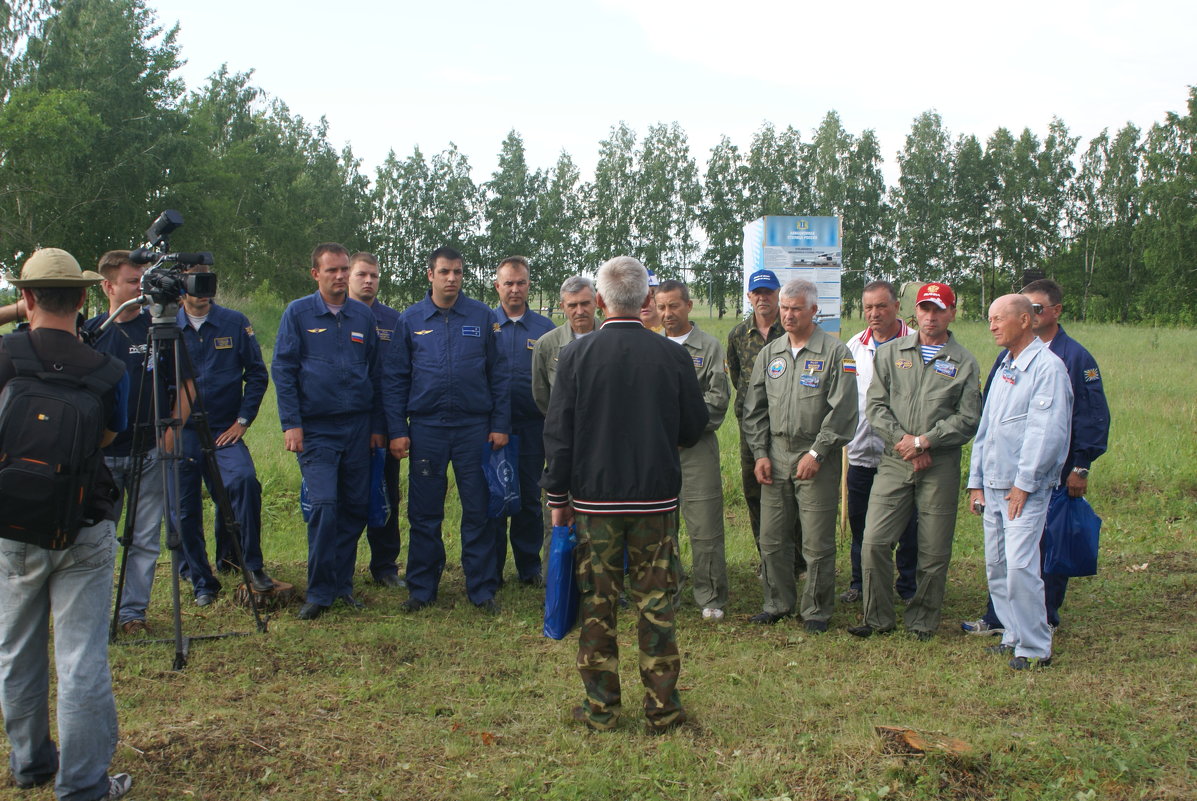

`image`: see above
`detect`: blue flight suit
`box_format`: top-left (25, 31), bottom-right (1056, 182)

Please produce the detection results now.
top-left (273, 292), bottom-right (382, 606)
top-left (174, 303), bottom-right (269, 597)
top-left (486, 306), bottom-right (556, 583)
top-left (977, 325), bottom-right (1110, 628)
top-left (383, 290), bottom-right (510, 605)
top-left (365, 300), bottom-right (402, 581)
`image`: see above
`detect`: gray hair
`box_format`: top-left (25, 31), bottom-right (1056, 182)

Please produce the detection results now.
top-left (595, 256), bottom-right (649, 316)
top-left (779, 278), bottom-right (817, 307)
top-left (559, 274), bottom-right (595, 299)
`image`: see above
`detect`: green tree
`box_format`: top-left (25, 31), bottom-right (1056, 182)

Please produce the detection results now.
top-left (893, 111), bottom-right (954, 283)
top-left (745, 122), bottom-right (806, 219)
top-left (589, 122), bottom-right (638, 264)
top-left (843, 128), bottom-right (894, 307)
top-left (482, 130), bottom-right (539, 272)
top-left (533, 151), bottom-right (587, 307)
top-left (697, 135), bottom-right (747, 316)
top-left (634, 121), bottom-right (701, 279)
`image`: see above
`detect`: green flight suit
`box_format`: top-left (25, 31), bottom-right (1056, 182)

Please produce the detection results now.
top-left (676, 323), bottom-right (731, 611)
top-left (743, 327), bottom-right (857, 621)
top-left (861, 331), bottom-right (982, 635)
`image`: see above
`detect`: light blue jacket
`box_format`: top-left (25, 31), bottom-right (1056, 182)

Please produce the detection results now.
top-left (967, 337), bottom-right (1073, 493)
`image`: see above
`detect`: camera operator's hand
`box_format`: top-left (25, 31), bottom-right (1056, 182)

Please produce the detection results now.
top-left (215, 422), bottom-right (247, 447)
top-left (284, 427), bottom-right (304, 453)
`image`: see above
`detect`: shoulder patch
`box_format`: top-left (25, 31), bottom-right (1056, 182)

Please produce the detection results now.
top-left (1083, 367), bottom-right (1100, 383)
top-left (843, 358), bottom-right (857, 374)
top-left (244, 325), bottom-right (255, 337)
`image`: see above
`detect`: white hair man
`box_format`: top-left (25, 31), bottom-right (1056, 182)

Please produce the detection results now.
top-left (542, 256), bottom-right (707, 733)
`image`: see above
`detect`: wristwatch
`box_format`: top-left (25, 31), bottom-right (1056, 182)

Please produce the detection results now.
top-left (236, 417), bottom-right (251, 427)
top-left (807, 449), bottom-right (824, 463)
top-left (1072, 466), bottom-right (1090, 478)
top-left (914, 436), bottom-right (924, 454)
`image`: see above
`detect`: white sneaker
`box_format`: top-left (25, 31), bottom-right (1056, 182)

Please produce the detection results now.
top-left (701, 607), bottom-right (724, 621)
top-left (108, 773), bottom-right (133, 799)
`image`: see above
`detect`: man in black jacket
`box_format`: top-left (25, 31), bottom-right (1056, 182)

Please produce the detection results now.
top-left (542, 255), bottom-right (708, 734)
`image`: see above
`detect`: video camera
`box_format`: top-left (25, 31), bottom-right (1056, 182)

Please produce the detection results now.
top-left (129, 210), bottom-right (217, 305)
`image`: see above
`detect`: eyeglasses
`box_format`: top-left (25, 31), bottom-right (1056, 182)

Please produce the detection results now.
top-left (1031, 303), bottom-right (1044, 314)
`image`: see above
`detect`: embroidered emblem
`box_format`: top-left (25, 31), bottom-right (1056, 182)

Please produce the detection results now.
top-left (896, 358), bottom-right (913, 369)
top-left (692, 356), bottom-right (704, 367)
top-left (804, 359), bottom-right (825, 373)
top-left (843, 359), bottom-right (857, 374)
top-left (527, 338), bottom-right (537, 350)
top-left (244, 325), bottom-right (254, 337)
top-left (214, 336), bottom-right (233, 350)
top-left (377, 328), bottom-right (393, 342)
top-left (306, 328), bottom-right (327, 334)
top-left (1084, 367), bottom-right (1100, 383)
top-left (767, 357), bottom-right (787, 379)
top-left (462, 326), bottom-right (481, 337)
top-left (414, 329), bottom-right (433, 336)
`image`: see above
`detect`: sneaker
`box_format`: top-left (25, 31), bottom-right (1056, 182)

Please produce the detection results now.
top-left (701, 607), bottom-right (724, 621)
top-left (107, 773), bottom-right (133, 799)
top-left (838, 587), bottom-right (861, 603)
top-left (1009, 655), bottom-right (1053, 670)
top-left (984, 643), bottom-right (1015, 656)
top-left (961, 619), bottom-right (1004, 636)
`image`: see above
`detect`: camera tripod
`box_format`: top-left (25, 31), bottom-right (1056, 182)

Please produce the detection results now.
top-left (104, 294), bottom-right (267, 670)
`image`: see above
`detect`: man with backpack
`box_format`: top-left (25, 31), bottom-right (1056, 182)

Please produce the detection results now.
top-left (0, 248), bottom-right (133, 799)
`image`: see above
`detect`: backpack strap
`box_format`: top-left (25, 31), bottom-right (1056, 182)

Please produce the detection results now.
top-left (2, 330), bottom-right (124, 395)
top-left (1, 331), bottom-right (44, 377)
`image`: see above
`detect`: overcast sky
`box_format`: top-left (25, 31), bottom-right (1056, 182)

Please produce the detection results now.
top-left (150, 0), bottom-right (1195, 184)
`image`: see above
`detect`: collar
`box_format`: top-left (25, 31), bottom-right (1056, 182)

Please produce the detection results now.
top-left (1005, 336), bottom-right (1048, 372)
top-left (856, 320), bottom-right (910, 347)
top-left (600, 317), bottom-right (643, 329)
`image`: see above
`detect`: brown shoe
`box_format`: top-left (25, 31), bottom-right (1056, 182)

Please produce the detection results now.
top-left (120, 619), bottom-right (150, 636)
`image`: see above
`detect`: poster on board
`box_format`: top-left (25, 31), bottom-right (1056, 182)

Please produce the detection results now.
top-left (742, 215), bottom-right (843, 333)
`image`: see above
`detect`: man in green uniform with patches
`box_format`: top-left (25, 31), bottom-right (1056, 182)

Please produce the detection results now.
top-left (727, 269), bottom-right (804, 577)
top-left (530, 276), bottom-right (597, 417)
top-left (743, 279), bottom-right (857, 631)
top-left (656, 279), bottom-right (732, 620)
top-left (849, 282), bottom-right (982, 640)
top-left (542, 257), bottom-right (707, 734)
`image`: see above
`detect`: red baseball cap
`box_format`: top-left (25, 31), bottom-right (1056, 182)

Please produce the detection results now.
top-left (916, 282), bottom-right (956, 309)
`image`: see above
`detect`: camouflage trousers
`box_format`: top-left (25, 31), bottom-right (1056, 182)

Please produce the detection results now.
top-left (575, 512), bottom-right (683, 731)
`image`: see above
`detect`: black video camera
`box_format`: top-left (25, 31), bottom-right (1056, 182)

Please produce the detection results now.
top-left (130, 210), bottom-right (218, 305)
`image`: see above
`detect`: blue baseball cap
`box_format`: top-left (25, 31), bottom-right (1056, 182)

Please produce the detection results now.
top-left (747, 269), bottom-right (781, 292)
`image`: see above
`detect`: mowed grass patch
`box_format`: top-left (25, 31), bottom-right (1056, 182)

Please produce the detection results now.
top-left (3, 308), bottom-right (1193, 800)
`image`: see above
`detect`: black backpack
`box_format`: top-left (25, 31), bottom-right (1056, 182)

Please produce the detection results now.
top-left (0, 331), bottom-right (125, 549)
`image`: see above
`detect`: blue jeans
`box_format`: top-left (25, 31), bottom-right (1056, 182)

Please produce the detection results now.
top-left (106, 450), bottom-right (165, 624)
top-left (0, 521), bottom-right (119, 801)
top-left (296, 415), bottom-right (371, 606)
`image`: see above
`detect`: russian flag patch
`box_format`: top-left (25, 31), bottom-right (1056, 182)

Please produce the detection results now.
top-left (843, 359), bottom-right (857, 374)
top-left (350, 331), bottom-right (364, 344)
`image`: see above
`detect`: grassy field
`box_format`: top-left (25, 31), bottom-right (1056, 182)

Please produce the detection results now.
top-left (2, 300), bottom-right (1194, 801)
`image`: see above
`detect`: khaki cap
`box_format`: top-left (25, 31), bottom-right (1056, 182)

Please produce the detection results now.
top-left (10, 248), bottom-right (103, 288)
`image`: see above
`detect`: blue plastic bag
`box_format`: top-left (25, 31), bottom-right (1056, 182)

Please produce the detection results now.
top-left (368, 447), bottom-right (389, 528)
top-left (1042, 485), bottom-right (1101, 577)
top-left (482, 435), bottom-right (521, 519)
top-left (543, 524), bottom-right (580, 640)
